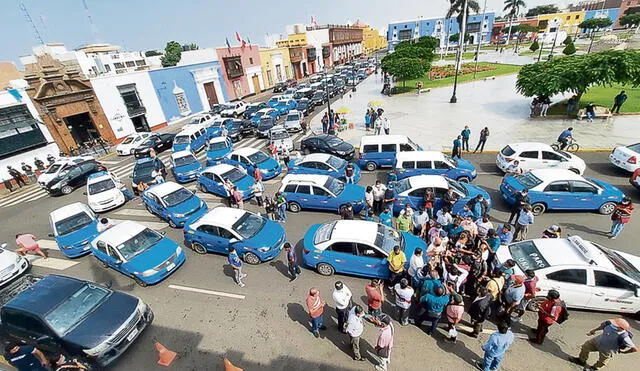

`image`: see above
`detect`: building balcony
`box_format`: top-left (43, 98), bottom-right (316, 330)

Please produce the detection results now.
top-left (125, 104), bottom-right (146, 117)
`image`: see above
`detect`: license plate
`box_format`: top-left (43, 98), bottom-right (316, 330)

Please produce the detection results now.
top-left (166, 263), bottom-right (176, 271)
top-left (126, 328), bottom-right (139, 342)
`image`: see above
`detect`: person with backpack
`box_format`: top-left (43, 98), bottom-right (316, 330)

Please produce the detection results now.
top-left (531, 289), bottom-right (566, 345)
top-left (570, 318), bottom-right (637, 370)
top-left (609, 197), bottom-right (633, 239)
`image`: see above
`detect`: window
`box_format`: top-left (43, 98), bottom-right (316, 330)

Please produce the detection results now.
top-left (362, 144), bottom-right (378, 153)
top-left (399, 143), bottom-right (414, 151)
top-left (545, 181), bottom-right (570, 192)
top-left (300, 162), bottom-right (316, 169)
top-left (296, 185), bottom-right (311, 194)
top-left (433, 161), bottom-right (450, 169)
top-left (542, 151), bottom-right (563, 161)
top-left (519, 151), bottom-right (538, 159)
top-left (197, 225), bottom-right (219, 235)
top-left (104, 64), bottom-right (111, 72)
top-left (313, 186), bottom-right (329, 196)
top-left (576, 15), bottom-right (580, 19)
top-left (284, 184), bottom-right (297, 193)
top-left (571, 181), bottom-right (597, 194)
top-left (356, 243), bottom-right (385, 258)
top-left (114, 62), bottom-right (125, 69)
top-left (433, 187), bottom-right (448, 198)
top-left (381, 144), bottom-right (396, 152)
top-left (3, 310), bottom-right (31, 331)
top-left (315, 163), bottom-right (330, 170)
top-left (125, 61), bottom-right (135, 67)
top-left (224, 56), bottom-right (244, 78)
top-left (249, 58), bottom-right (254, 64)
top-left (218, 228), bottom-right (235, 239)
top-left (135, 60), bottom-right (146, 66)
top-left (547, 269), bottom-right (587, 284)
top-left (566, 16), bottom-right (570, 20)
top-left (415, 161), bottom-right (430, 169)
top-left (401, 161), bottom-right (415, 169)
top-left (595, 271), bottom-right (635, 290)
top-left (329, 242), bottom-right (354, 254)
top-left (409, 188), bottom-right (426, 198)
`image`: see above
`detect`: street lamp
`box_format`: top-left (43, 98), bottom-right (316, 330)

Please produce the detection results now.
top-left (323, 65), bottom-right (332, 123)
top-left (548, 20), bottom-right (561, 58)
top-left (450, 0), bottom-right (468, 103)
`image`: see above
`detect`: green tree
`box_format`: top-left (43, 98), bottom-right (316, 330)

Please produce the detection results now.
top-left (144, 50), bottom-right (162, 57)
top-left (563, 35), bottom-right (573, 45)
top-left (503, 0), bottom-right (527, 45)
top-left (160, 41), bottom-right (182, 67)
top-left (562, 42), bottom-right (576, 55)
top-left (516, 50), bottom-right (640, 104)
top-left (525, 4), bottom-right (559, 17)
top-left (579, 18), bottom-right (614, 31)
top-left (448, 33), bottom-right (471, 43)
top-left (529, 40), bottom-right (540, 52)
top-left (620, 13), bottom-right (640, 27)
top-left (383, 58), bottom-right (427, 87)
top-left (382, 36), bottom-right (437, 89)
top-left (446, 0), bottom-right (481, 29)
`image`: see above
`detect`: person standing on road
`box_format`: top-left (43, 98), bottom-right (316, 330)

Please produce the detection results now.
top-left (567, 95), bottom-right (579, 115)
top-left (284, 243), bottom-right (301, 281)
top-left (306, 288), bottom-right (327, 338)
top-left (332, 281), bottom-right (352, 332)
top-left (264, 196), bottom-right (278, 220)
top-left (364, 185), bottom-right (374, 216)
top-left (344, 162), bottom-right (355, 184)
top-left (34, 157), bottom-right (45, 171)
top-left (374, 314), bottom-right (395, 371)
top-left (395, 212), bottom-right (412, 233)
top-left (321, 113), bottom-right (329, 134)
top-left (372, 180), bottom-right (387, 214)
top-left (445, 294), bottom-right (465, 343)
top-left (346, 305), bottom-right (366, 361)
top-left (253, 166), bottom-right (263, 182)
top-left (540, 95), bottom-right (551, 117)
top-left (387, 245), bottom-right (407, 287)
top-left (364, 109), bottom-right (371, 131)
top-left (275, 192), bottom-right (287, 222)
top-left (7, 166), bottom-right (26, 188)
top-left (21, 162), bottom-right (36, 183)
top-left (382, 115), bottom-right (391, 135)
top-left (474, 127), bottom-right (490, 153)
top-left (416, 285), bottom-right (450, 336)
top-left (394, 278), bottom-right (414, 326)
top-left (611, 90), bottom-right (628, 114)
top-left (452, 135), bottom-right (462, 159)
top-left (382, 184), bottom-right (395, 213)
top-left (514, 205), bottom-right (534, 241)
top-left (531, 289), bottom-right (563, 345)
top-left (15, 233), bottom-right (47, 259)
top-left (476, 321), bottom-right (515, 371)
top-left (609, 197), bottom-right (633, 239)
top-left (340, 202), bottom-right (355, 220)
top-left (570, 318), bottom-right (638, 370)
top-left (4, 342), bottom-right (50, 371)
top-left (461, 126), bottom-right (471, 152)
top-left (232, 186), bottom-right (244, 209)
top-left (365, 279), bottom-right (384, 318)
top-left (251, 178), bottom-right (265, 207)
top-left (468, 287), bottom-right (493, 338)
top-left (508, 189), bottom-right (530, 225)
top-left (228, 247), bottom-right (247, 287)
top-left (408, 247), bottom-right (424, 278)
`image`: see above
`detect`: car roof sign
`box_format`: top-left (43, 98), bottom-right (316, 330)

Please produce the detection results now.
top-left (568, 235), bottom-right (597, 265)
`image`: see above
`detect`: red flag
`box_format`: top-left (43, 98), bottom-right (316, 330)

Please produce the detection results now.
top-left (235, 32), bottom-right (242, 43)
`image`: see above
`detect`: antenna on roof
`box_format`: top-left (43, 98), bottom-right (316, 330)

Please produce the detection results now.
top-left (18, 2), bottom-right (45, 45)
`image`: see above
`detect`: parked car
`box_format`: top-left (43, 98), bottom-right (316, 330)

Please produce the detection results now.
top-left (220, 101), bottom-right (247, 117)
top-left (209, 104), bottom-right (225, 115)
top-left (170, 127), bottom-right (207, 153)
top-left (500, 169), bottom-right (624, 215)
top-left (268, 127), bottom-right (294, 152)
top-left (393, 175), bottom-right (491, 215)
top-left (131, 157), bottom-right (166, 195)
top-left (243, 102), bottom-right (269, 119)
top-left (133, 133), bottom-right (176, 157)
top-left (116, 132), bottom-right (153, 155)
top-left (267, 95), bottom-right (283, 108)
top-left (255, 117), bottom-right (279, 138)
top-left (285, 78), bottom-right (298, 87)
top-left (187, 112), bottom-right (214, 127)
top-left (235, 119), bottom-right (255, 137)
top-left (250, 108), bottom-right (280, 124)
top-left (609, 143), bottom-right (640, 172)
top-left (225, 147), bottom-right (282, 180)
top-left (48, 202), bottom-right (99, 258)
top-left (310, 90), bottom-right (327, 106)
top-left (37, 156), bottom-right (94, 188)
top-left (273, 99), bottom-right (297, 115)
top-left (497, 142), bottom-right (586, 175)
top-left (293, 88), bottom-right (314, 101)
top-left (287, 153), bottom-right (361, 183)
top-left (295, 98), bottom-right (315, 116)
top-left (0, 274), bottom-right (153, 367)
top-left (283, 110), bottom-right (303, 132)
top-left (273, 82), bottom-right (287, 93)
top-left (206, 137), bottom-right (234, 166)
top-left (0, 245), bottom-right (29, 286)
top-left (302, 220), bottom-right (427, 278)
top-left (300, 134), bottom-right (355, 160)
top-left (44, 160), bottom-right (102, 196)
top-left (197, 163), bottom-right (255, 200)
top-left (225, 119), bottom-right (244, 142)
top-left (183, 207), bottom-right (285, 264)
top-left (85, 171), bottom-right (127, 212)
top-left (141, 181), bottom-right (208, 228)
top-left (280, 174), bottom-right (365, 213)
top-left (170, 151), bottom-right (202, 183)
top-left (393, 151), bottom-right (477, 182)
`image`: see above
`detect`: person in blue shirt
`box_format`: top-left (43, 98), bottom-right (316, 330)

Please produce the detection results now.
top-left (416, 286), bottom-right (450, 335)
top-left (364, 210), bottom-right (377, 222)
top-left (477, 321), bottom-right (515, 371)
top-left (228, 247), bottom-right (246, 287)
top-left (461, 125), bottom-right (471, 152)
top-left (457, 205), bottom-right (474, 219)
top-left (497, 259), bottom-right (516, 284)
top-left (379, 207), bottom-right (393, 227)
top-left (4, 343), bottom-right (49, 371)
top-left (496, 224), bottom-right (514, 245)
top-left (421, 270), bottom-right (445, 297)
top-left (557, 127), bottom-right (574, 150)
top-left (452, 135), bottom-right (462, 159)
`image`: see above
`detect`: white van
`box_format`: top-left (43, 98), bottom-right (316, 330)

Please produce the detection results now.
top-left (357, 135), bottom-right (423, 171)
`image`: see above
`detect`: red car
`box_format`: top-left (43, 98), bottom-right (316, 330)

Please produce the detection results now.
top-left (285, 79), bottom-right (298, 87)
top-left (630, 168), bottom-right (640, 190)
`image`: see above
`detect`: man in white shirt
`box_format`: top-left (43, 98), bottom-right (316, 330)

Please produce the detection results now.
top-left (96, 218), bottom-right (115, 233)
top-left (407, 248), bottom-right (424, 277)
top-left (345, 305), bottom-right (366, 361)
top-left (332, 281), bottom-right (352, 333)
top-left (436, 207), bottom-right (453, 226)
top-left (394, 278), bottom-right (414, 326)
top-left (372, 180), bottom-right (387, 214)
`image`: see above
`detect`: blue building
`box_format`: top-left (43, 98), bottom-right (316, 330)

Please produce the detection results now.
top-left (387, 13), bottom-right (496, 51)
top-left (581, 8), bottom-right (620, 33)
top-left (148, 62), bottom-right (228, 122)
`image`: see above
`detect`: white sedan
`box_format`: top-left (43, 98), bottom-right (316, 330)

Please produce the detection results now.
top-left (609, 143), bottom-right (640, 172)
top-left (86, 172), bottom-right (126, 212)
top-left (495, 236), bottom-right (640, 314)
top-left (0, 243), bottom-right (29, 287)
top-left (116, 132), bottom-right (153, 156)
top-left (497, 142), bottom-right (586, 175)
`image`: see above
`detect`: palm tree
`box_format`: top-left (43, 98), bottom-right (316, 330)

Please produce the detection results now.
top-left (503, 0), bottom-right (526, 45)
top-left (445, 0), bottom-right (481, 52)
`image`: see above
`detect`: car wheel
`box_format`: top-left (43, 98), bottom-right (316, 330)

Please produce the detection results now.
top-left (316, 262), bottom-right (335, 276)
top-left (198, 182), bottom-right (207, 193)
top-left (303, 148), bottom-right (311, 155)
top-left (550, 143), bottom-right (560, 151)
top-left (133, 276), bottom-right (148, 287)
top-left (288, 202), bottom-right (301, 213)
top-left (531, 202), bottom-right (546, 215)
top-left (457, 176), bottom-right (470, 183)
top-left (192, 242), bottom-right (207, 255)
top-left (168, 219), bottom-right (178, 228)
top-left (599, 202), bottom-right (617, 215)
top-left (527, 296), bottom-right (547, 312)
top-left (243, 252), bottom-right (260, 265)
top-left (365, 162), bottom-right (377, 171)
top-left (61, 185), bottom-right (73, 195)
top-left (568, 168), bottom-right (581, 174)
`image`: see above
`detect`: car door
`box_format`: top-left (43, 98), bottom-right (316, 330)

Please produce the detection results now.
top-left (517, 150), bottom-right (541, 171)
top-left (406, 187), bottom-right (427, 210)
top-left (147, 193), bottom-right (167, 217)
top-left (543, 268), bottom-right (592, 308)
top-left (239, 155), bottom-right (254, 173)
top-left (312, 185), bottom-right (334, 210)
top-left (541, 150), bottom-right (566, 169)
top-left (353, 243), bottom-right (389, 278)
top-left (2, 310), bottom-right (60, 353)
top-left (569, 180), bottom-right (600, 210)
top-left (432, 160), bottom-right (452, 177)
top-left (588, 269), bottom-right (640, 312)
top-left (316, 139), bottom-right (330, 154)
top-left (296, 161), bottom-right (316, 175)
top-left (314, 162), bottom-right (333, 177)
top-left (399, 160), bottom-right (417, 178)
top-left (542, 181), bottom-right (571, 209)
top-left (64, 165), bottom-right (83, 188)
top-left (195, 225), bottom-right (227, 253)
top-left (380, 144), bottom-right (397, 167)
top-left (325, 242), bottom-right (358, 275)
top-left (432, 187), bottom-right (448, 212)
top-left (105, 244), bottom-right (125, 271)
top-left (294, 184), bottom-right (313, 208)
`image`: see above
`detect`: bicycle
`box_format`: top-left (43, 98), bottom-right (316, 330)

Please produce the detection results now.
top-left (551, 138), bottom-right (580, 152)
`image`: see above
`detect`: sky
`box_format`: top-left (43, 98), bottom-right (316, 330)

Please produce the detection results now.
top-left (1, 0), bottom-right (567, 66)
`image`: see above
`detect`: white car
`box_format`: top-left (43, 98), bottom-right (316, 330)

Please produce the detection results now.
top-left (496, 236), bottom-right (640, 314)
top-left (37, 156), bottom-right (94, 188)
top-left (115, 132), bottom-right (153, 156)
top-left (497, 142), bottom-right (586, 175)
top-left (609, 143), bottom-right (640, 172)
top-left (220, 101), bottom-right (247, 117)
top-left (86, 172), bottom-right (126, 212)
top-left (268, 127), bottom-right (294, 151)
top-left (187, 113), bottom-right (215, 127)
top-left (283, 110), bottom-right (303, 132)
top-left (0, 243), bottom-right (29, 287)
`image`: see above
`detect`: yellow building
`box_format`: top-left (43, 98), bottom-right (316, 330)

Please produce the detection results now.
top-left (275, 33), bottom-right (308, 48)
top-left (259, 47), bottom-right (293, 88)
top-left (538, 11), bottom-right (586, 35)
top-left (354, 20), bottom-right (388, 54)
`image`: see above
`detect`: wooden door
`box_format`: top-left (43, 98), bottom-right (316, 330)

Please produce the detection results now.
top-left (251, 76), bottom-right (261, 94)
top-left (203, 82), bottom-right (219, 108)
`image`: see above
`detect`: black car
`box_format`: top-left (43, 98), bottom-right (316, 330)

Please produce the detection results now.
top-left (235, 119), bottom-right (256, 136)
top-left (300, 134), bottom-right (355, 160)
top-left (243, 102), bottom-right (268, 119)
top-left (273, 82), bottom-right (287, 93)
top-left (44, 160), bottom-right (101, 195)
top-left (296, 99), bottom-right (315, 116)
top-left (209, 104), bottom-right (225, 115)
top-left (131, 157), bottom-right (166, 195)
top-left (0, 275), bottom-right (153, 367)
top-left (132, 133), bottom-right (175, 158)
top-left (225, 119), bottom-right (245, 142)
top-left (256, 117), bottom-right (277, 138)
top-left (311, 90), bottom-right (327, 106)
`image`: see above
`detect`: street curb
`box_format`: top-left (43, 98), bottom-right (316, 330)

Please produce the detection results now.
top-left (436, 148), bottom-right (613, 154)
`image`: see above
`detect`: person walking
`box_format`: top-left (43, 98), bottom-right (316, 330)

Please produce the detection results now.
top-left (609, 197), bottom-right (633, 239)
top-left (394, 278), bottom-right (414, 326)
top-left (365, 279), bottom-right (384, 318)
top-left (4, 342), bottom-right (50, 371)
top-left (284, 242), bottom-right (301, 281)
top-left (514, 205), bottom-right (534, 241)
top-left (531, 289), bottom-right (563, 345)
top-left (452, 135), bottom-right (462, 159)
top-left (461, 126), bottom-right (471, 152)
top-left (228, 247), bottom-right (246, 287)
top-left (508, 189), bottom-right (530, 225)
top-left (540, 95), bottom-right (551, 117)
top-left (332, 281), bottom-right (352, 332)
top-left (21, 162), bottom-right (36, 183)
top-left (15, 233), bottom-right (47, 259)
top-left (474, 127), bottom-right (490, 153)
top-left (372, 180), bottom-right (387, 214)
top-left (265, 196), bottom-right (278, 220)
top-left (344, 162), bottom-right (355, 184)
top-left (445, 294), bottom-right (465, 343)
top-left (275, 192), bottom-right (287, 222)
top-left (7, 166), bottom-right (26, 188)
top-left (251, 178), bottom-right (264, 207)
top-left (387, 245), bottom-right (407, 287)
top-left (469, 287), bottom-right (493, 338)
top-left (321, 112), bottom-right (329, 134)
top-left (374, 314), bottom-right (395, 371)
top-left (253, 166), bottom-right (263, 182)
top-left (476, 321), bottom-right (515, 371)
top-left (611, 90), bottom-right (628, 114)
top-left (382, 115), bottom-right (391, 135)
top-left (306, 288), bottom-right (327, 338)
top-left (570, 318), bottom-right (637, 370)
top-left (346, 305), bottom-right (366, 361)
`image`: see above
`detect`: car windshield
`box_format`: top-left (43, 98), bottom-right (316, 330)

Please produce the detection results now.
top-left (44, 284), bottom-right (110, 336)
top-left (293, 92), bottom-right (305, 99)
top-left (173, 135), bottom-right (190, 145)
top-left (593, 244), bottom-right (640, 283)
top-left (175, 155), bottom-right (197, 167)
top-left (514, 172), bottom-right (543, 189)
top-left (55, 212), bottom-right (94, 235)
top-left (374, 224), bottom-right (404, 254)
top-left (117, 228), bottom-right (163, 260)
top-left (313, 92), bottom-right (324, 98)
top-left (501, 145), bottom-right (516, 156)
top-left (508, 241), bottom-right (551, 271)
top-left (327, 156), bottom-right (347, 170)
top-left (395, 178), bottom-right (411, 194)
top-left (628, 143), bottom-right (640, 153)
top-left (88, 179), bottom-right (116, 195)
top-left (161, 188), bottom-right (193, 207)
top-left (253, 111), bottom-right (265, 119)
top-left (271, 131), bottom-right (289, 140)
top-left (326, 137), bottom-right (344, 147)
top-left (233, 213), bottom-right (266, 239)
top-left (446, 178), bottom-right (468, 196)
top-left (122, 137), bottom-right (134, 144)
top-left (141, 137), bottom-right (156, 146)
top-left (314, 221), bottom-right (337, 245)
top-left (221, 168), bottom-right (246, 183)
top-left (258, 119), bottom-right (274, 129)
top-left (297, 102), bottom-right (307, 108)
top-left (324, 177), bottom-right (345, 195)
top-left (45, 163), bottom-right (63, 174)
top-left (286, 113), bottom-right (300, 121)
top-left (133, 162), bottom-right (155, 178)
top-left (209, 141), bottom-right (229, 151)
top-left (248, 151), bottom-right (270, 164)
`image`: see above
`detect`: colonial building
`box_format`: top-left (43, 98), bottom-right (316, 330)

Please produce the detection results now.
top-left (354, 20), bottom-right (388, 54)
top-left (259, 47), bottom-right (293, 88)
top-left (491, 18), bottom-right (540, 43)
top-left (215, 46), bottom-right (264, 100)
top-left (306, 24), bottom-right (363, 68)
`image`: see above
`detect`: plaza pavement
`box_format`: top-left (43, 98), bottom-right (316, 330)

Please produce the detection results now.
top-left (311, 72), bottom-right (640, 151)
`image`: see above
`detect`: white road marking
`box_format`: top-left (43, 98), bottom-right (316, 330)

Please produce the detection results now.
top-left (113, 209), bottom-right (154, 217)
top-left (37, 239), bottom-right (60, 251)
top-left (99, 160), bottom-right (122, 165)
top-left (25, 255), bottom-right (79, 270)
top-left (1, 192), bottom-right (48, 208)
top-left (477, 172), bottom-right (502, 175)
top-left (111, 218), bottom-right (168, 230)
top-left (0, 187), bottom-right (46, 206)
top-left (168, 284), bottom-right (246, 300)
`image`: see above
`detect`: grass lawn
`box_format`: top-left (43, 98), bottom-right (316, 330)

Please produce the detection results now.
top-left (518, 50), bottom-right (537, 56)
top-left (394, 63), bottom-right (522, 94)
top-left (546, 84), bottom-right (640, 115)
top-left (442, 52), bottom-right (481, 60)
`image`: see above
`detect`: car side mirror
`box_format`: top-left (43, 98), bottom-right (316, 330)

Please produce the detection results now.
top-left (114, 259), bottom-right (122, 264)
top-left (47, 233), bottom-right (54, 238)
top-left (160, 231), bottom-right (166, 236)
top-left (229, 238), bottom-right (239, 244)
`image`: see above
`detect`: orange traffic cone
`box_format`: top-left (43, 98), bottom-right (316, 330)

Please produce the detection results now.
top-left (155, 342), bottom-right (177, 366)
top-left (224, 358), bottom-right (243, 371)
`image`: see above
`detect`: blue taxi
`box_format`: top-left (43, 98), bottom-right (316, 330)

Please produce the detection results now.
top-left (287, 153), bottom-right (361, 183)
top-left (184, 207), bottom-right (285, 265)
top-left (197, 164), bottom-right (255, 200)
top-left (273, 99), bottom-right (297, 115)
top-left (393, 151), bottom-right (477, 182)
top-left (500, 169), bottom-right (624, 215)
top-left (206, 136), bottom-right (233, 166)
top-left (170, 151), bottom-right (202, 183)
top-left (141, 181), bottom-right (208, 228)
top-left (250, 108), bottom-right (280, 124)
top-left (302, 220), bottom-right (427, 278)
top-left (48, 202), bottom-right (99, 258)
top-left (90, 221), bottom-right (186, 286)
top-left (225, 147), bottom-right (282, 180)
top-left (279, 174), bottom-right (365, 213)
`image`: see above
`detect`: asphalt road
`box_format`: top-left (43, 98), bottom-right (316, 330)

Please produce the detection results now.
top-left (1, 147), bottom-right (639, 370)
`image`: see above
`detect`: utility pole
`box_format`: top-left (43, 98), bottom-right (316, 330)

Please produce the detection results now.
top-left (450, 0), bottom-right (468, 103)
top-left (549, 21), bottom-right (560, 58)
top-left (473, 0), bottom-right (488, 78)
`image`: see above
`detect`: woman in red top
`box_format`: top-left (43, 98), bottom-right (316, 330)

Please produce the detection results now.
top-left (424, 190), bottom-right (435, 219)
top-left (609, 197), bottom-right (633, 239)
top-left (532, 289), bottom-right (562, 344)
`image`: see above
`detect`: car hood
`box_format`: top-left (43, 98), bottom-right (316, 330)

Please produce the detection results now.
top-left (235, 175), bottom-right (255, 192)
top-left (341, 184), bottom-right (366, 202)
top-left (63, 293), bottom-right (139, 349)
top-left (589, 178), bottom-right (624, 197)
top-left (0, 249), bottom-right (21, 271)
top-left (88, 188), bottom-right (122, 204)
top-left (258, 158), bottom-right (280, 171)
top-left (127, 237), bottom-right (179, 272)
top-left (38, 173), bottom-right (57, 184)
top-left (455, 158), bottom-right (476, 172)
top-left (332, 141), bottom-right (354, 152)
top-left (56, 221), bottom-right (100, 248)
top-left (174, 162), bottom-right (202, 174)
top-left (245, 219), bottom-right (285, 249)
top-left (401, 232), bottom-right (428, 255)
top-left (166, 195), bottom-right (203, 216)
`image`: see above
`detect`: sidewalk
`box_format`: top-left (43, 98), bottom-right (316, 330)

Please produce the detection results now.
top-left (310, 73), bottom-right (640, 151)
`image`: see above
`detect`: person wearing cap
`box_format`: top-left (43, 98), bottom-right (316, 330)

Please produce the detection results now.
top-left (609, 197), bottom-right (633, 239)
top-left (571, 318), bottom-right (637, 369)
top-left (531, 289), bottom-right (563, 344)
top-left (514, 270), bottom-right (539, 319)
top-left (395, 211), bottom-right (412, 232)
top-left (541, 225), bottom-right (562, 238)
top-left (3, 341), bottom-right (49, 371)
top-left (332, 281), bottom-right (353, 333)
top-left (445, 293), bottom-right (465, 343)
top-left (365, 279), bottom-right (385, 318)
top-left (503, 275), bottom-right (526, 317)
top-left (345, 305), bottom-right (366, 361)
top-left (340, 202), bottom-right (354, 220)
top-left (416, 285), bottom-right (450, 335)
top-left (374, 314), bottom-right (394, 371)
top-left (387, 245), bottom-right (407, 287)
top-left (393, 278), bottom-right (414, 326)
top-left (306, 287), bottom-right (327, 338)
top-left (379, 207), bottom-right (393, 228)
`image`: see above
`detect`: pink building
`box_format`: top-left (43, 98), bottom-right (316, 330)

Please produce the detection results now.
top-left (215, 46), bottom-right (265, 101)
